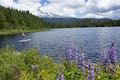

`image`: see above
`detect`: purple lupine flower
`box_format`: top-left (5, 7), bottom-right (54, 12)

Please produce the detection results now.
top-left (91, 65), bottom-right (95, 80)
top-left (100, 50), bottom-right (107, 65)
top-left (87, 64), bottom-right (91, 80)
top-left (65, 41), bottom-right (85, 73)
top-left (57, 74), bottom-right (65, 80)
top-left (81, 52), bottom-right (85, 73)
top-left (109, 43), bottom-right (117, 64)
top-left (87, 64), bottom-right (95, 80)
top-left (65, 42), bottom-right (78, 62)
top-left (76, 52), bottom-right (81, 67)
top-left (76, 51), bottom-right (85, 73)
top-left (65, 47), bottom-right (76, 61)
top-left (61, 74), bottom-right (65, 80)
top-left (65, 47), bottom-right (71, 60)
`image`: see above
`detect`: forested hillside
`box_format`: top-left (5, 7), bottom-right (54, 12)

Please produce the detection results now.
top-left (0, 5), bottom-right (120, 31)
top-left (0, 6), bottom-right (49, 30)
top-left (44, 18), bottom-right (120, 28)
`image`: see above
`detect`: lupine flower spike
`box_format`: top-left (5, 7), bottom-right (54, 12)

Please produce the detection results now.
top-left (109, 43), bottom-right (117, 64)
top-left (100, 49), bottom-right (107, 65)
top-left (87, 63), bottom-right (95, 80)
top-left (76, 49), bottom-right (85, 74)
top-left (65, 42), bottom-right (79, 62)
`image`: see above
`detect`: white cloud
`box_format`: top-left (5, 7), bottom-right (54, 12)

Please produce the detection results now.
top-left (0, 0), bottom-right (120, 19)
top-left (39, 0), bottom-right (86, 17)
top-left (0, 0), bottom-right (15, 7)
top-left (86, 0), bottom-right (120, 12)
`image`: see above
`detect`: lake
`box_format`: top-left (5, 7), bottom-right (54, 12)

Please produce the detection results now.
top-left (0, 27), bottom-right (120, 62)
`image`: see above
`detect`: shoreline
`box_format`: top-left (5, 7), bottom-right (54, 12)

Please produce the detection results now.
top-left (0, 29), bottom-right (49, 36)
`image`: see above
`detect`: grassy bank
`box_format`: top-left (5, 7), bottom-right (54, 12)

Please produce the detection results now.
top-left (0, 29), bottom-right (49, 36)
top-left (0, 30), bottom-right (35, 35)
top-left (0, 47), bottom-right (120, 80)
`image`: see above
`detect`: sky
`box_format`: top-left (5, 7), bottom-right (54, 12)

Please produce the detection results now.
top-left (0, 0), bottom-right (120, 19)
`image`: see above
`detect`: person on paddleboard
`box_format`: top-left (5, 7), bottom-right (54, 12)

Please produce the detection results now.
top-left (22, 32), bottom-right (25, 39)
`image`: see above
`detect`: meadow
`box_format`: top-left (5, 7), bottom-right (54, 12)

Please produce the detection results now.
top-left (0, 44), bottom-right (120, 80)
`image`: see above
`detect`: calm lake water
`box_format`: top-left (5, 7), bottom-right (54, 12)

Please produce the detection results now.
top-left (0, 27), bottom-right (120, 62)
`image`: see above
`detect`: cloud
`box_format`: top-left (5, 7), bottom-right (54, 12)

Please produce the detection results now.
top-left (86, 0), bottom-right (120, 12)
top-left (39, 0), bottom-right (120, 19)
top-left (83, 0), bottom-right (120, 19)
top-left (0, 0), bottom-right (120, 19)
top-left (39, 0), bottom-right (86, 17)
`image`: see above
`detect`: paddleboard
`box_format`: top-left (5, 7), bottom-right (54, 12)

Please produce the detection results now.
top-left (19, 39), bottom-right (31, 43)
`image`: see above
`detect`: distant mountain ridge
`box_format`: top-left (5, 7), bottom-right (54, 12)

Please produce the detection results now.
top-left (43, 18), bottom-right (112, 24)
top-left (42, 18), bottom-right (120, 27)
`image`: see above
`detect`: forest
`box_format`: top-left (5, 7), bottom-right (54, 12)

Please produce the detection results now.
top-left (0, 5), bottom-right (120, 31)
top-left (0, 6), bottom-right (50, 31)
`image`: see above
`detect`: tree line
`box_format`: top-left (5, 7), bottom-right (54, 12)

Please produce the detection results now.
top-left (44, 18), bottom-right (120, 28)
top-left (0, 6), bottom-right (50, 31)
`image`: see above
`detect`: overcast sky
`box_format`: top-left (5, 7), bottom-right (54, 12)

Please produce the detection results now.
top-left (0, 0), bottom-right (120, 19)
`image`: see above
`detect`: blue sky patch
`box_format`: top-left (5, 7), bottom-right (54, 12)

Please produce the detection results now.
top-left (40, 0), bottom-right (50, 6)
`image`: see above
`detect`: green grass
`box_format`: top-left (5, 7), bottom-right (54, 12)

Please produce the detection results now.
top-left (0, 47), bottom-right (120, 80)
top-left (0, 29), bottom-right (49, 36)
top-left (0, 30), bottom-right (34, 35)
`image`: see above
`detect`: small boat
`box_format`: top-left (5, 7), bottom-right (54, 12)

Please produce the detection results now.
top-left (19, 39), bottom-right (31, 43)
